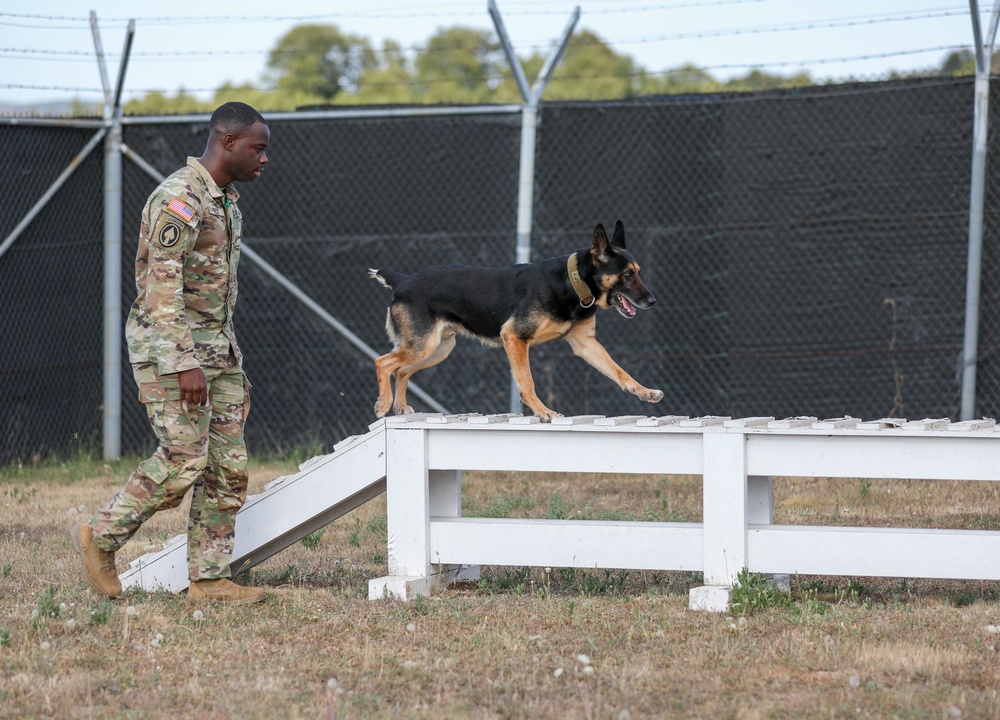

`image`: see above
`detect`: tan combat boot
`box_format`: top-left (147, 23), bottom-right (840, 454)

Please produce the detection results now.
top-left (70, 524), bottom-right (122, 597)
top-left (187, 578), bottom-right (266, 604)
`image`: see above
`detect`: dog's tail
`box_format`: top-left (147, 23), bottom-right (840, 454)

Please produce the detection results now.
top-left (368, 268), bottom-right (407, 290)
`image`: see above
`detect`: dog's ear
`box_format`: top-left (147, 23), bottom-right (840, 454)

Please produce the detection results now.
top-left (591, 223), bottom-right (610, 263)
top-left (611, 220), bottom-right (626, 250)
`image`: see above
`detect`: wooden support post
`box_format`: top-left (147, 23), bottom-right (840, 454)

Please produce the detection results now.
top-left (690, 430), bottom-right (747, 611)
top-left (369, 426), bottom-right (478, 600)
top-left (429, 468), bottom-right (480, 585)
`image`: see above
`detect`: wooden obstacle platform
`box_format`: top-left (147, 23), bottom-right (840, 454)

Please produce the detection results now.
top-left (121, 413), bottom-right (1000, 612)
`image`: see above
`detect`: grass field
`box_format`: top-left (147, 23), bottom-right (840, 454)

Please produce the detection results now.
top-left (3, 453), bottom-right (1000, 719)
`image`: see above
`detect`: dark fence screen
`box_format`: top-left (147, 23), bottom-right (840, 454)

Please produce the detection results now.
top-left (2, 76), bottom-right (998, 463)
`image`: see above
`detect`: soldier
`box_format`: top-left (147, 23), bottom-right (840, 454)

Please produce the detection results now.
top-left (71, 102), bottom-right (270, 603)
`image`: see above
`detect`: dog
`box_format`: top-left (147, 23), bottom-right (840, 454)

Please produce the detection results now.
top-left (369, 220), bottom-right (663, 422)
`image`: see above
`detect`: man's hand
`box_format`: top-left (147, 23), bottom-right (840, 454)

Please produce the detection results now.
top-left (178, 368), bottom-right (208, 406)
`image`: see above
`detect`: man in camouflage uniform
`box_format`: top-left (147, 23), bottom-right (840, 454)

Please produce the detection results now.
top-left (71, 102), bottom-right (270, 604)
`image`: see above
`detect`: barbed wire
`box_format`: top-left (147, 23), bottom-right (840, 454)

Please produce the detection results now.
top-left (0, 2), bottom-right (808, 26)
top-left (0, 41), bottom-right (972, 78)
top-left (0, 7), bottom-right (978, 56)
top-left (0, 4), bottom-right (978, 101)
top-left (0, 8), bottom-right (978, 67)
top-left (0, 51), bottom-right (968, 97)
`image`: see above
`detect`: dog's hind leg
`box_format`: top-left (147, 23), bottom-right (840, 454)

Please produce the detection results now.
top-left (564, 317), bottom-right (664, 404)
top-left (374, 308), bottom-right (406, 417)
top-left (374, 320), bottom-right (457, 417)
top-left (500, 323), bottom-right (562, 422)
top-left (392, 330), bottom-right (456, 415)
top-left (374, 350), bottom-right (405, 418)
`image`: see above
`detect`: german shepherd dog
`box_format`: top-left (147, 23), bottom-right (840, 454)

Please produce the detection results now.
top-left (369, 221), bottom-right (663, 421)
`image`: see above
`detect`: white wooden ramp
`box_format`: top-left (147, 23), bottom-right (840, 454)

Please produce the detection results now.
top-left (118, 419), bottom-right (390, 593)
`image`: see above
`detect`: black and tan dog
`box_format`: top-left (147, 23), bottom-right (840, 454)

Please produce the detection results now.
top-left (369, 220), bottom-right (663, 421)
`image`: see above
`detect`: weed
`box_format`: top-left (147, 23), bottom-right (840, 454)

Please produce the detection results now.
top-left (846, 578), bottom-right (874, 603)
top-left (410, 594), bottom-right (431, 615)
top-left (4, 485), bottom-right (37, 504)
top-left (348, 517), bottom-right (362, 547)
top-left (579, 569), bottom-right (630, 596)
top-left (593, 508), bottom-right (633, 521)
top-left (858, 478), bottom-right (871, 499)
top-left (558, 567), bottom-right (578, 585)
top-left (477, 566), bottom-right (530, 595)
top-left (2, 563), bottom-right (11, 577)
top-left (88, 597), bottom-right (113, 626)
top-left (271, 564), bottom-right (298, 584)
top-left (301, 528), bottom-right (325, 549)
top-left (798, 599), bottom-right (831, 615)
top-left (541, 566), bottom-right (553, 597)
top-left (366, 514), bottom-right (387, 535)
top-left (729, 568), bottom-right (793, 616)
top-left (546, 492), bottom-right (573, 520)
top-left (0, 628), bottom-right (10, 647)
top-left (33, 585), bottom-right (61, 627)
top-left (464, 494), bottom-right (535, 518)
top-left (579, 572), bottom-right (605, 596)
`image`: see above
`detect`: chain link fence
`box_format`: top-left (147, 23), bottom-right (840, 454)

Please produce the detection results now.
top-left (1, 124), bottom-right (108, 459)
top-left (532, 78), bottom-right (990, 421)
top-left (2, 76), bottom-right (997, 462)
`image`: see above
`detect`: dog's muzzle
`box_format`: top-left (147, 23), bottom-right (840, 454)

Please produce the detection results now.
top-left (613, 291), bottom-right (654, 318)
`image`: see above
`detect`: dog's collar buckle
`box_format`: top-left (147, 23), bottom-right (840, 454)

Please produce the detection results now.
top-left (567, 253), bottom-right (595, 308)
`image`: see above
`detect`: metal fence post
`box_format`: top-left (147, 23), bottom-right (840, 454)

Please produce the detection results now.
top-left (93, 14), bottom-right (135, 459)
top-left (488, 0), bottom-right (579, 413)
top-left (102, 115), bottom-right (123, 460)
top-left (961, 0), bottom-right (1000, 420)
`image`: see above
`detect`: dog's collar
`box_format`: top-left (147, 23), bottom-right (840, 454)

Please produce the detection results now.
top-left (567, 253), bottom-right (595, 308)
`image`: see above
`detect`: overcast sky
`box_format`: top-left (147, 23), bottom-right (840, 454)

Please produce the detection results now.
top-left (0, 1), bottom-right (989, 108)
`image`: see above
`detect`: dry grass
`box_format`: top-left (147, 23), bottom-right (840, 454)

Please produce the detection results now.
top-left (3, 456), bottom-right (1000, 719)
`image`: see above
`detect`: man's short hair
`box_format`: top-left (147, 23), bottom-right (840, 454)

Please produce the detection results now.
top-left (210, 102), bottom-right (267, 135)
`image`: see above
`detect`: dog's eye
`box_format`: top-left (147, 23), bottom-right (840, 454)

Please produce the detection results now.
top-left (623, 269), bottom-right (635, 281)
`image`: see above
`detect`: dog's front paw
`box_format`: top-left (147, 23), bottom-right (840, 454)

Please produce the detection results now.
top-left (533, 407), bottom-right (563, 423)
top-left (641, 389), bottom-right (664, 403)
top-left (374, 398), bottom-right (392, 418)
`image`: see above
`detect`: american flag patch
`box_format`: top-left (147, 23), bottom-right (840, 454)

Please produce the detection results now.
top-left (166, 198), bottom-right (195, 222)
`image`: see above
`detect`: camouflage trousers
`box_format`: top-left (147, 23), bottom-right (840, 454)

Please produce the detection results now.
top-left (89, 362), bottom-right (250, 581)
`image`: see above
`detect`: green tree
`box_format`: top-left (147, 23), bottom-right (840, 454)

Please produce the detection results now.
top-left (639, 64), bottom-right (720, 95)
top-left (121, 21), bottom-right (853, 114)
top-left (266, 24), bottom-right (376, 100)
top-left (124, 89), bottom-right (207, 115)
top-left (941, 49), bottom-right (975, 75)
top-left (413, 26), bottom-right (505, 103)
top-left (542, 30), bottom-right (639, 100)
top-left (724, 69), bottom-right (812, 92)
top-left (351, 40), bottom-right (423, 105)
top-left (211, 82), bottom-right (323, 112)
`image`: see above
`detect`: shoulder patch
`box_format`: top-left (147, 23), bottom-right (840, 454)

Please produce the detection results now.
top-left (166, 198), bottom-right (196, 222)
top-left (159, 222), bottom-right (183, 248)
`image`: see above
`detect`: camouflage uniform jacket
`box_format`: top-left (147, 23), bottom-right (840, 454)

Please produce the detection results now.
top-left (126, 157), bottom-right (244, 374)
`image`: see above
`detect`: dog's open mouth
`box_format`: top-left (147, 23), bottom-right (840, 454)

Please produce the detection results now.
top-left (613, 292), bottom-right (638, 318)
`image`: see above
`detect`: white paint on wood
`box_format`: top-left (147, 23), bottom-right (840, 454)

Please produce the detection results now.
top-left (119, 424), bottom-right (389, 593)
top-left (430, 518), bottom-right (703, 570)
top-left (120, 411), bottom-right (1000, 613)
